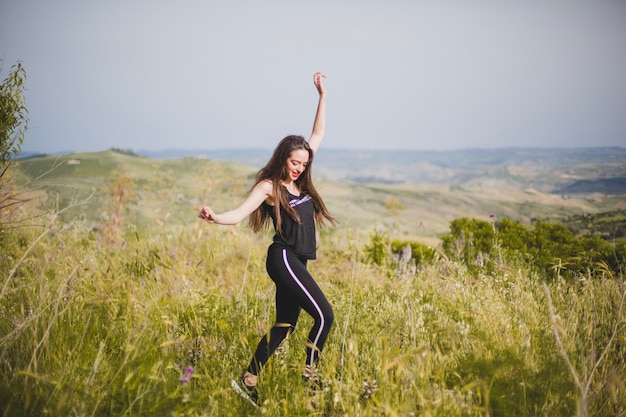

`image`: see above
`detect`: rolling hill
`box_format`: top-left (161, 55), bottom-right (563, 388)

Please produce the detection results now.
top-left (13, 147), bottom-right (626, 245)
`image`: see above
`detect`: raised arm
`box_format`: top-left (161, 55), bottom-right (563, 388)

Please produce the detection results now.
top-left (307, 72), bottom-right (327, 155)
top-left (199, 180), bottom-right (272, 225)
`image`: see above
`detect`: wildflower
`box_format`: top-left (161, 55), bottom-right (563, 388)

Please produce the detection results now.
top-left (401, 244), bottom-right (412, 263)
top-left (360, 379), bottom-right (378, 401)
top-left (180, 366), bottom-right (194, 384)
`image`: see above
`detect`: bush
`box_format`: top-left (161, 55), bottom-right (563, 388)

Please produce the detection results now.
top-left (364, 229), bottom-right (388, 266)
top-left (391, 239), bottom-right (437, 266)
top-left (441, 217), bottom-right (625, 280)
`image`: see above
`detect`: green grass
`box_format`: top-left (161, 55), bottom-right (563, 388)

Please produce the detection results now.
top-left (1, 218), bottom-right (625, 415)
top-left (2, 151), bottom-right (625, 416)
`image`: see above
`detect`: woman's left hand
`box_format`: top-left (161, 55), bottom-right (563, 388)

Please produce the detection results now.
top-left (313, 72), bottom-right (327, 96)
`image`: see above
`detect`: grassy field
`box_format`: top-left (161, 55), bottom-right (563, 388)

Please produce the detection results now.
top-left (1, 150), bottom-right (625, 416)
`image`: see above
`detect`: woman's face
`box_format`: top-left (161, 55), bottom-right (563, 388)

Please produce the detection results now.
top-left (285, 149), bottom-right (309, 181)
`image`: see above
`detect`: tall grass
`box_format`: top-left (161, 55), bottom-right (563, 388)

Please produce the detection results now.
top-left (2, 210), bottom-right (624, 416)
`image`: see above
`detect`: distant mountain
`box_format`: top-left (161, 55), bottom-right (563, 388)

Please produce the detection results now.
top-left (137, 146), bottom-right (626, 194)
top-left (21, 146), bottom-right (626, 195)
top-left (311, 147), bottom-right (626, 194)
top-left (16, 151), bottom-right (50, 160)
top-left (555, 178), bottom-right (626, 195)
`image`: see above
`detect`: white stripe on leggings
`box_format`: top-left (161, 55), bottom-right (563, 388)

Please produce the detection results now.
top-left (281, 249), bottom-right (324, 367)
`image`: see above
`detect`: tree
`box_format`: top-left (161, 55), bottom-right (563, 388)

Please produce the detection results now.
top-left (385, 196), bottom-right (404, 215)
top-left (0, 61), bottom-right (29, 230)
top-left (0, 61), bottom-right (29, 163)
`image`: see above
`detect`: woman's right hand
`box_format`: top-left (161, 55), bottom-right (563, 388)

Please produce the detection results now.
top-left (198, 206), bottom-right (216, 223)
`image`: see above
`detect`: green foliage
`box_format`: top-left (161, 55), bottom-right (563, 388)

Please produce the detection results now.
top-left (363, 228), bottom-right (438, 272)
top-left (384, 196), bottom-right (404, 215)
top-left (560, 209), bottom-right (626, 244)
top-left (441, 217), bottom-right (625, 280)
top-left (364, 229), bottom-right (388, 266)
top-left (441, 217), bottom-right (497, 271)
top-left (2, 220), bottom-right (625, 416)
top-left (391, 239), bottom-right (437, 266)
top-left (0, 61), bottom-right (29, 163)
top-left (0, 61), bottom-right (30, 231)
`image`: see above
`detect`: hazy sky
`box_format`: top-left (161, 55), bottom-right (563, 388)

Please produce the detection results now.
top-left (1, 0), bottom-right (625, 153)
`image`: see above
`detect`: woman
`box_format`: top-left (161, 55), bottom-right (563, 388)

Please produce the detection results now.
top-left (199, 72), bottom-right (336, 407)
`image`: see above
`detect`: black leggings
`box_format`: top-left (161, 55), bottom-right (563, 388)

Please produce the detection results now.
top-left (246, 244), bottom-right (334, 375)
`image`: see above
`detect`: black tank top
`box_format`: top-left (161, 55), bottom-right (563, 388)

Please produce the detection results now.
top-left (265, 190), bottom-right (317, 259)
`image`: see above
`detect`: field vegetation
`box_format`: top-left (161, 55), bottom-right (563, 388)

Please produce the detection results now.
top-left (1, 149), bottom-right (625, 416)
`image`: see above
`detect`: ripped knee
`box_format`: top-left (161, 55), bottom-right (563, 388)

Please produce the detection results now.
top-left (273, 322), bottom-right (296, 337)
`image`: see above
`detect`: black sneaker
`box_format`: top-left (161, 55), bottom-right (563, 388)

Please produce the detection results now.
top-left (231, 376), bottom-right (259, 408)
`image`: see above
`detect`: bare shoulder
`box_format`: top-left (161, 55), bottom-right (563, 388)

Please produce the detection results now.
top-left (256, 179), bottom-right (274, 195)
top-left (254, 179), bottom-right (275, 206)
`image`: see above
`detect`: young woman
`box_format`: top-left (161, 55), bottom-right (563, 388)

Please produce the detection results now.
top-left (199, 72), bottom-right (336, 406)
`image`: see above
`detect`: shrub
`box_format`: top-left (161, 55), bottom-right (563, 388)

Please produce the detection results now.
top-left (364, 229), bottom-right (388, 266)
top-left (441, 217), bottom-right (625, 280)
top-left (391, 239), bottom-right (437, 267)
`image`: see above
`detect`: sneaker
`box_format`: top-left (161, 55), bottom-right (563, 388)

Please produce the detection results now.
top-left (231, 376), bottom-right (259, 408)
top-left (302, 366), bottom-right (323, 391)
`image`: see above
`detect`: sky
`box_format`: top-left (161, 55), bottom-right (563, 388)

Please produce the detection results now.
top-left (1, 0), bottom-right (625, 153)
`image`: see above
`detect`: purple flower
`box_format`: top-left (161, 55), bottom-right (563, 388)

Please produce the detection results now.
top-left (179, 366), bottom-right (194, 384)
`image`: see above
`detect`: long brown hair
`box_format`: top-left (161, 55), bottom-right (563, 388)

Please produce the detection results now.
top-left (248, 135), bottom-right (336, 233)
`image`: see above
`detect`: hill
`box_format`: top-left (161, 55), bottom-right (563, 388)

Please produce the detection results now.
top-left (13, 148), bottom-right (625, 246)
